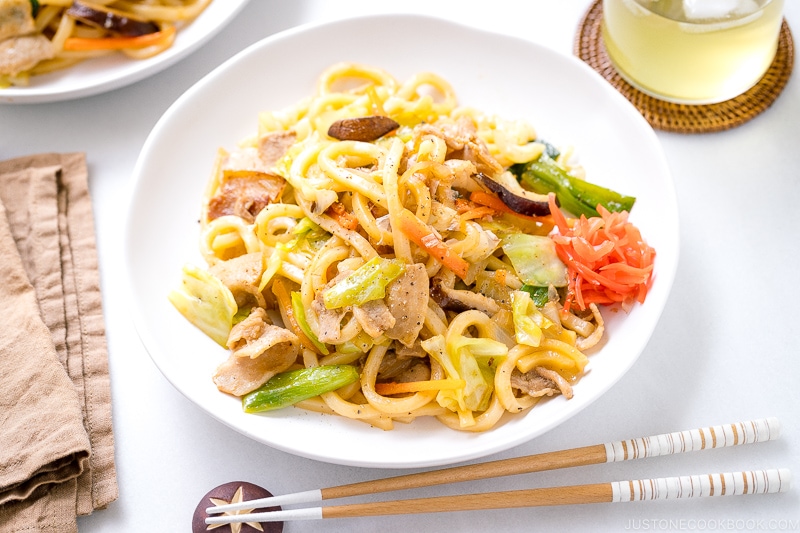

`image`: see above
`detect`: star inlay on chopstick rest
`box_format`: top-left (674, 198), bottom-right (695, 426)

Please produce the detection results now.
top-left (193, 481), bottom-right (283, 533)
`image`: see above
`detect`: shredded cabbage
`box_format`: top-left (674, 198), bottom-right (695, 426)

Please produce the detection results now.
top-left (511, 290), bottom-right (555, 347)
top-left (501, 233), bottom-right (567, 287)
top-left (452, 336), bottom-right (507, 412)
top-left (168, 264), bottom-right (237, 347)
top-left (422, 334), bottom-right (508, 422)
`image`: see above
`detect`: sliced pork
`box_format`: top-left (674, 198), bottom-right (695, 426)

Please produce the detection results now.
top-left (0, 0), bottom-right (36, 42)
top-left (257, 130), bottom-right (297, 169)
top-left (384, 263), bottom-right (429, 346)
top-left (510, 366), bottom-right (574, 400)
top-left (353, 299), bottom-right (395, 338)
top-left (208, 252), bottom-right (265, 308)
top-left (206, 170), bottom-right (286, 222)
top-left (0, 35), bottom-right (54, 76)
top-left (213, 307), bottom-right (299, 396)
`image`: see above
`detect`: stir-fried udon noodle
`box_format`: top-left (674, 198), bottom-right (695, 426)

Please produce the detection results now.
top-left (169, 63), bottom-right (655, 432)
top-left (0, 0), bottom-right (212, 87)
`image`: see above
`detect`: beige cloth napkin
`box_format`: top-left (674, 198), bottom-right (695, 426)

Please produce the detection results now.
top-left (0, 153), bottom-right (117, 532)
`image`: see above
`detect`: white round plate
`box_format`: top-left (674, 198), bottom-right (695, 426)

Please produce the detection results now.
top-left (0, 0), bottom-right (250, 104)
top-left (126, 14), bottom-right (679, 468)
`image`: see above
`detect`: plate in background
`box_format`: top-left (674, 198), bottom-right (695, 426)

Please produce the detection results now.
top-left (0, 0), bottom-right (250, 104)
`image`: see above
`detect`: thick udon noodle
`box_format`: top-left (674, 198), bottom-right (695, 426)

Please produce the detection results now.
top-left (180, 63), bottom-right (606, 432)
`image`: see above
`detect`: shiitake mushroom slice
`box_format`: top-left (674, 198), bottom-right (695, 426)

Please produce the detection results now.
top-left (66, 1), bottom-right (159, 37)
top-left (327, 116), bottom-right (400, 142)
top-left (475, 172), bottom-right (552, 217)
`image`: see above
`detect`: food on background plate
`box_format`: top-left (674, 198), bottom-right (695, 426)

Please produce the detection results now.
top-left (0, 0), bottom-right (212, 87)
top-left (168, 63), bottom-right (656, 432)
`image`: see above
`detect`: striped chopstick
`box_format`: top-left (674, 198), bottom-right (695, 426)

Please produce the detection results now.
top-left (207, 417), bottom-right (780, 517)
top-left (206, 468), bottom-right (790, 524)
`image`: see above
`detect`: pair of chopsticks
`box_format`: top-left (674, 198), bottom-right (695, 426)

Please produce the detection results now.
top-left (205, 417), bottom-right (789, 525)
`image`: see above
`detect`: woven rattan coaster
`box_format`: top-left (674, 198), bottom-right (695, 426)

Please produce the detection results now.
top-left (575, 0), bottom-right (795, 133)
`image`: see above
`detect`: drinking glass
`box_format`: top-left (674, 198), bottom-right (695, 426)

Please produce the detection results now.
top-left (602, 0), bottom-right (785, 104)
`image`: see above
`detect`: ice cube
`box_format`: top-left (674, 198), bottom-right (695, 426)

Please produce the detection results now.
top-left (682, 0), bottom-right (759, 21)
top-left (733, 0), bottom-right (760, 15)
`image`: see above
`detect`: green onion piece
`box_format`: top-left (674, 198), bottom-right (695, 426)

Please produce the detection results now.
top-left (242, 365), bottom-right (360, 413)
top-left (514, 157), bottom-right (636, 218)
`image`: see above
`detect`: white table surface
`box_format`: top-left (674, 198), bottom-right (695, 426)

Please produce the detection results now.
top-left (2, 1), bottom-right (799, 531)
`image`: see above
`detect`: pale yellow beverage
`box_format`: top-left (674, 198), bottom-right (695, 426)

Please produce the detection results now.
top-left (602, 0), bottom-right (785, 104)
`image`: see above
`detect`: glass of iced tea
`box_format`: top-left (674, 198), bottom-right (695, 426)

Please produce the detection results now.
top-left (602, 0), bottom-right (785, 104)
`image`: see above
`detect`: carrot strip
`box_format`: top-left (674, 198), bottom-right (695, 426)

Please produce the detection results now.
top-left (460, 206), bottom-right (497, 221)
top-left (469, 190), bottom-right (553, 225)
top-left (325, 201), bottom-right (359, 231)
top-left (469, 191), bottom-right (504, 210)
top-left (375, 379), bottom-right (466, 396)
top-left (63, 26), bottom-right (176, 51)
top-left (396, 209), bottom-right (470, 280)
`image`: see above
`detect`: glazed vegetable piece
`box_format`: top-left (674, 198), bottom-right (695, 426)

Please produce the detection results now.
top-left (322, 256), bottom-right (406, 309)
top-left (242, 365), bottom-right (360, 413)
top-left (514, 157), bottom-right (636, 218)
top-left (66, 1), bottom-right (159, 36)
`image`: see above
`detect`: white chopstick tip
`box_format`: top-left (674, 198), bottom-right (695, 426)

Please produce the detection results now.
top-left (205, 506), bottom-right (323, 524)
top-left (777, 468), bottom-right (791, 493)
top-left (765, 417), bottom-right (781, 440)
top-left (206, 488), bottom-right (323, 514)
